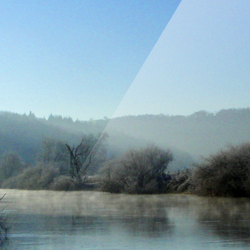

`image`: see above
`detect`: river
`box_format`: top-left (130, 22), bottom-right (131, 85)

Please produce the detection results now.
top-left (0, 190), bottom-right (250, 249)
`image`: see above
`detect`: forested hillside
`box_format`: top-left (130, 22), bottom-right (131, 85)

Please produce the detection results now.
top-left (106, 108), bottom-right (250, 158)
top-left (0, 112), bottom-right (80, 163)
top-left (0, 108), bottom-right (250, 173)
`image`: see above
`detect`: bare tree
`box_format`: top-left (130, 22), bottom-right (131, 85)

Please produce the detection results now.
top-left (66, 133), bottom-right (107, 186)
top-left (38, 137), bottom-right (69, 168)
top-left (0, 194), bottom-right (8, 245)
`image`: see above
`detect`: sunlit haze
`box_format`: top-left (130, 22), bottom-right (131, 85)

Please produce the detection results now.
top-left (113, 0), bottom-right (250, 118)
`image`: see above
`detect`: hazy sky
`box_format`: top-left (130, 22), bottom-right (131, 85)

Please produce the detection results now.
top-left (1, 0), bottom-right (250, 120)
top-left (113, 0), bottom-right (250, 118)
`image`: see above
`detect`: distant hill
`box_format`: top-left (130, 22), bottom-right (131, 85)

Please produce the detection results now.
top-left (0, 112), bottom-right (79, 163)
top-left (105, 108), bottom-right (250, 159)
top-left (1, 108), bottom-right (250, 171)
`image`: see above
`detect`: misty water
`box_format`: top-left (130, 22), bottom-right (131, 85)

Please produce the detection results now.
top-left (1, 190), bottom-right (250, 249)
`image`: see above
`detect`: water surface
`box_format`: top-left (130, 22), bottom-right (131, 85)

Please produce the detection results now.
top-left (1, 190), bottom-right (250, 249)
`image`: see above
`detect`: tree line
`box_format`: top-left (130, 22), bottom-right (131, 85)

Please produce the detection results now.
top-left (0, 133), bottom-right (107, 190)
top-left (0, 134), bottom-right (250, 197)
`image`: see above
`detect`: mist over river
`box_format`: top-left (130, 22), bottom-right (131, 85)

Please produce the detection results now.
top-left (1, 190), bottom-right (250, 249)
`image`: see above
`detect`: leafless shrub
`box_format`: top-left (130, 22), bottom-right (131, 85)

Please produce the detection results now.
top-left (191, 143), bottom-right (250, 197)
top-left (165, 169), bottom-right (192, 193)
top-left (1, 164), bottom-right (60, 190)
top-left (49, 175), bottom-right (73, 191)
top-left (98, 145), bottom-right (173, 194)
top-left (98, 159), bottom-right (125, 193)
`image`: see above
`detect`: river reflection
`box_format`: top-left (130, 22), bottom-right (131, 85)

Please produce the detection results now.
top-left (0, 190), bottom-right (250, 249)
top-left (195, 198), bottom-right (250, 244)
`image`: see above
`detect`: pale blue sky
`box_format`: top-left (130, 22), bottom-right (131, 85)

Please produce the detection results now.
top-left (0, 0), bottom-right (181, 120)
top-left (1, 0), bottom-right (250, 120)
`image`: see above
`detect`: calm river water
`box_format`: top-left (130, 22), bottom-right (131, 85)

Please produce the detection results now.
top-left (0, 190), bottom-right (250, 249)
